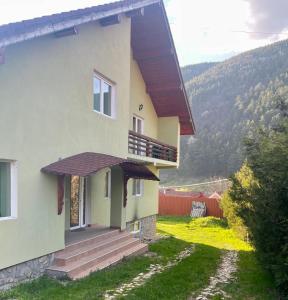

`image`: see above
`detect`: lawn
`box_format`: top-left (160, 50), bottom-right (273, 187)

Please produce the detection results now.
top-left (0, 217), bottom-right (278, 299)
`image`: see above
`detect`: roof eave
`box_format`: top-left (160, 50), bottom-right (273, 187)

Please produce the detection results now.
top-left (0, 0), bottom-right (160, 48)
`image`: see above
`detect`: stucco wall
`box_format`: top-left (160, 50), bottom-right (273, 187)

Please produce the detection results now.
top-left (90, 169), bottom-right (111, 227)
top-left (0, 19), bottom-right (131, 270)
top-left (129, 56), bottom-right (158, 139)
top-left (126, 166), bottom-right (159, 223)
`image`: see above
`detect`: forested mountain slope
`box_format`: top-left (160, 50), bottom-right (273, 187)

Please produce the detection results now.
top-left (163, 39), bottom-right (288, 184)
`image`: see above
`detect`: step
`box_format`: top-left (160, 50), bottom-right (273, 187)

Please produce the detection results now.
top-left (55, 232), bottom-right (132, 266)
top-left (71, 243), bottom-right (148, 280)
top-left (47, 238), bottom-right (141, 278)
top-left (63, 229), bottom-right (120, 253)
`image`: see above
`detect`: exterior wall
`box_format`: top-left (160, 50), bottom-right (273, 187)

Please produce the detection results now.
top-left (158, 117), bottom-right (180, 165)
top-left (90, 169), bottom-right (111, 227)
top-left (0, 18), bottom-right (131, 270)
top-left (129, 56), bottom-right (158, 139)
top-left (110, 167), bottom-right (126, 230)
top-left (126, 166), bottom-right (159, 223)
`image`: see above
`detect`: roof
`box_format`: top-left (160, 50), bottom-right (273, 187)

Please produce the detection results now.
top-left (41, 152), bottom-right (159, 181)
top-left (0, 0), bottom-right (195, 135)
top-left (209, 192), bottom-right (222, 199)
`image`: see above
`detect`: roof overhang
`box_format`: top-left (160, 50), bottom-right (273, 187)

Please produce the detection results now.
top-left (0, 0), bottom-right (195, 135)
top-left (41, 152), bottom-right (160, 181)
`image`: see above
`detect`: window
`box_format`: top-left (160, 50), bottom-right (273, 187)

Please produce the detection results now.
top-left (131, 220), bottom-right (141, 234)
top-left (132, 179), bottom-right (143, 196)
top-left (132, 115), bottom-right (144, 155)
top-left (0, 161), bottom-right (17, 219)
top-left (105, 170), bottom-right (111, 198)
top-left (93, 74), bottom-right (115, 117)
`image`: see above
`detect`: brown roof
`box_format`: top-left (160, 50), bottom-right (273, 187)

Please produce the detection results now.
top-left (41, 152), bottom-right (159, 181)
top-left (0, 0), bottom-right (195, 135)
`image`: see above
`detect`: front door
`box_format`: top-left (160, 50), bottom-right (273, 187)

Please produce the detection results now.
top-left (70, 176), bottom-right (87, 230)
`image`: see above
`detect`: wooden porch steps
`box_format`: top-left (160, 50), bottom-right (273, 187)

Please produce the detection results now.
top-left (46, 229), bottom-right (148, 280)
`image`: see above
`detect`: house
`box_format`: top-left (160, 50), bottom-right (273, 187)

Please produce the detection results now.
top-left (0, 0), bottom-right (195, 288)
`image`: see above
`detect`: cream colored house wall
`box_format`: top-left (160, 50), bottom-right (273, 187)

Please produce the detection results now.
top-left (0, 19), bottom-right (131, 270)
top-left (126, 166), bottom-right (159, 223)
top-left (129, 56), bottom-right (158, 139)
top-left (90, 169), bottom-right (111, 227)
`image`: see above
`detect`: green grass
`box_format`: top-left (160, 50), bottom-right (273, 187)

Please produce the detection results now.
top-left (0, 217), bottom-right (278, 299)
top-left (0, 237), bottom-right (190, 300)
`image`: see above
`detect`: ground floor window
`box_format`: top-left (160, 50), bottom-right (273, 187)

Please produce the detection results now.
top-left (131, 220), bottom-right (141, 233)
top-left (105, 170), bottom-right (111, 199)
top-left (132, 179), bottom-right (143, 196)
top-left (0, 161), bottom-right (17, 219)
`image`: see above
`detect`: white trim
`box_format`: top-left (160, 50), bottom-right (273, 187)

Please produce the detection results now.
top-left (70, 177), bottom-right (87, 230)
top-left (93, 73), bottom-right (116, 118)
top-left (0, 0), bottom-right (160, 48)
top-left (0, 160), bottom-right (17, 220)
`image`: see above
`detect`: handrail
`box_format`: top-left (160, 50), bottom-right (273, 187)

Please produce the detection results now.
top-left (128, 130), bottom-right (177, 162)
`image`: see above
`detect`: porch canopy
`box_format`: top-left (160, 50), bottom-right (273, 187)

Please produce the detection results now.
top-left (41, 152), bottom-right (159, 214)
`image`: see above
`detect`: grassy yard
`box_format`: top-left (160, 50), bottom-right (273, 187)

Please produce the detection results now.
top-left (0, 217), bottom-right (278, 299)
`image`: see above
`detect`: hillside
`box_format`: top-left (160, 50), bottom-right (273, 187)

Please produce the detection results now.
top-left (181, 62), bottom-right (218, 82)
top-left (162, 39), bottom-right (288, 184)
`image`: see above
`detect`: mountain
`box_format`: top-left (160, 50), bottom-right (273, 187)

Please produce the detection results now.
top-left (162, 39), bottom-right (288, 184)
top-left (181, 62), bottom-right (218, 82)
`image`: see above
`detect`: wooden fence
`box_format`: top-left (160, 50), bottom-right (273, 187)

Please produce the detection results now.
top-left (158, 192), bottom-right (223, 218)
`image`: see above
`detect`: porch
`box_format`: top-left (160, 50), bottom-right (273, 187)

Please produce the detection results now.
top-left (48, 227), bottom-right (148, 280)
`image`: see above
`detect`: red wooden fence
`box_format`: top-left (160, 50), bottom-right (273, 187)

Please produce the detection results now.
top-left (158, 192), bottom-right (223, 218)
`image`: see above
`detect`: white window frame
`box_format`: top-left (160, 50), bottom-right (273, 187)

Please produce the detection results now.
top-left (132, 179), bottom-right (143, 197)
top-left (93, 72), bottom-right (116, 118)
top-left (0, 160), bottom-right (17, 221)
top-left (104, 170), bottom-right (111, 199)
top-left (131, 220), bottom-right (141, 234)
top-left (132, 115), bottom-right (145, 155)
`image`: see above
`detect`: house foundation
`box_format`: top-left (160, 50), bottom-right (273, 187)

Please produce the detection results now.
top-left (126, 215), bottom-right (157, 241)
top-left (0, 254), bottom-right (54, 290)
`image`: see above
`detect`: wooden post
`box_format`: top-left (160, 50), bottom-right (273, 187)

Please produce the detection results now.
top-left (57, 175), bottom-right (65, 215)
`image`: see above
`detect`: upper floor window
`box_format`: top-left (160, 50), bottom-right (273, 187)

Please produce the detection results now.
top-left (93, 73), bottom-right (115, 118)
top-left (0, 161), bottom-right (17, 219)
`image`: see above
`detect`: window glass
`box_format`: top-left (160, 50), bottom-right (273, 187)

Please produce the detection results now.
top-left (93, 77), bottom-right (101, 112)
top-left (132, 179), bottom-right (142, 196)
top-left (105, 171), bottom-right (111, 198)
top-left (0, 162), bottom-right (11, 218)
top-left (103, 82), bottom-right (112, 116)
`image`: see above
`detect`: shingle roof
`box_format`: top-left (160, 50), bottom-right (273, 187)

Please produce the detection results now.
top-left (41, 152), bottom-right (159, 181)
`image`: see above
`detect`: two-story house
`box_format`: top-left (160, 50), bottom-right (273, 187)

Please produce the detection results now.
top-left (0, 0), bottom-right (195, 288)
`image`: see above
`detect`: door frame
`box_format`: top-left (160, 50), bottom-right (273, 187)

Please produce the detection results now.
top-left (70, 176), bottom-right (88, 231)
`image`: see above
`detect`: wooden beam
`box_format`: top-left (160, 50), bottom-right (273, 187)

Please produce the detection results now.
top-left (54, 26), bottom-right (78, 38)
top-left (125, 8), bottom-right (144, 18)
top-left (133, 47), bottom-right (174, 61)
top-left (147, 83), bottom-right (183, 94)
top-left (57, 175), bottom-right (65, 215)
top-left (0, 48), bottom-right (5, 65)
top-left (99, 15), bottom-right (121, 27)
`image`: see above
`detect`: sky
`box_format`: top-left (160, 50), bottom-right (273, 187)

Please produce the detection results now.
top-left (1, 0), bottom-right (288, 66)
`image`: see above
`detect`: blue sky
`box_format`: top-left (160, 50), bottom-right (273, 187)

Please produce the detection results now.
top-left (1, 0), bottom-right (288, 66)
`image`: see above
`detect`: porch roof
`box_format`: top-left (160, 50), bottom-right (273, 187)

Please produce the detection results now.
top-left (41, 152), bottom-right (159, 181)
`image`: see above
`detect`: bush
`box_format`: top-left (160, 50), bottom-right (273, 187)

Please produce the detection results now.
top-left (227, 102), bottom-right (288, 296)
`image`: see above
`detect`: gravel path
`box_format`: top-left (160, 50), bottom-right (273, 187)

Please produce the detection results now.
top-left (190, 250), bottom-right (238, 300)
top-left (104, 246), bottom-right (195, 300)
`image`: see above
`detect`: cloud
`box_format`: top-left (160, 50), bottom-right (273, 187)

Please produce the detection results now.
top-left (245, 0), bottom-right (288, 39)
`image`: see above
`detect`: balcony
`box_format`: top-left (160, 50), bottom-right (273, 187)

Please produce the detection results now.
top-left (128, 130), bottom-right (177, 163)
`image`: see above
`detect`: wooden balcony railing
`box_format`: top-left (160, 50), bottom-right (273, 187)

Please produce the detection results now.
top-left (128, 130), bottom-right (177, 162)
